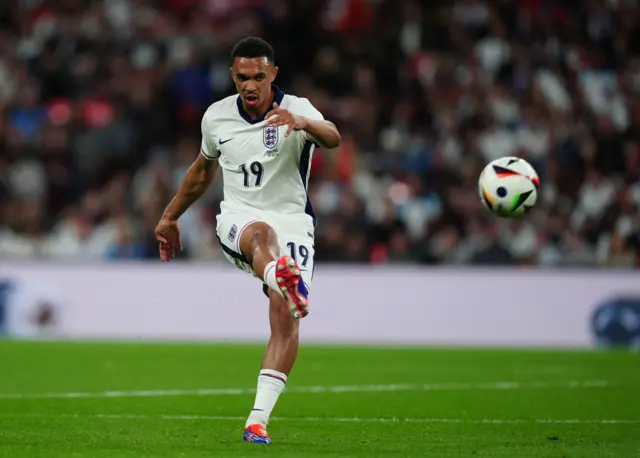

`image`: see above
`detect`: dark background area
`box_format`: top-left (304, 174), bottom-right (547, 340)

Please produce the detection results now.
top-left (0, 0), bottom-right (639, 267)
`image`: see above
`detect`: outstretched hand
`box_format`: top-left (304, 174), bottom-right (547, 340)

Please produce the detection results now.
top-left (265, 102), bottom-right (307, 137)
top-left (155, 218), bottom-right (183, 262)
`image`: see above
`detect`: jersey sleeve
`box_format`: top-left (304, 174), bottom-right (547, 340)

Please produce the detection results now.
top-left (294, 98), bottom-right (325, 144)
top-left (296, 98), bottom-right (324, 121)
top-left (200, 109), bottom-right (220, 160)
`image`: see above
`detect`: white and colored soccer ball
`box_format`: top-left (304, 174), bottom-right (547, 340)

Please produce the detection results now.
top-left (478, 156), bottom-right (540, 218)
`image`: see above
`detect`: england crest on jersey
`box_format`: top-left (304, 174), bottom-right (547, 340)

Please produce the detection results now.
top-left (263, 126), bottom-right (278, 149)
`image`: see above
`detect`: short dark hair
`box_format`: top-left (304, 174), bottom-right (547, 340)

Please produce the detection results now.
top-left (230, 37), bottom-right (275, 65)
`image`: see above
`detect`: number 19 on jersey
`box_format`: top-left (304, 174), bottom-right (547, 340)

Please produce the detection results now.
top-left (241, 161), bottom-right (264, 187)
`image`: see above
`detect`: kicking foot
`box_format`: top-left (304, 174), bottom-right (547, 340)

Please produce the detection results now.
top-left (275, 255), bottom-right (309, 319)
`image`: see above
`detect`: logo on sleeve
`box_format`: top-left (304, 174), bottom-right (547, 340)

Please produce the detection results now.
top-left (219, 138), bottom-right (234, 145)
top-left (228, 224), bottom-right (238, 242)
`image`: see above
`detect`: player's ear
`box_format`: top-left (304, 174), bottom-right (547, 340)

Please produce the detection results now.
top-left (271, 66), bottom-right (279, 82)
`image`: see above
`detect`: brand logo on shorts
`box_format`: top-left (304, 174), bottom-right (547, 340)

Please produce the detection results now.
top-left (263, 126), bottom-right (278, 149)
top-left (228, 224), bottom-right (237, 242)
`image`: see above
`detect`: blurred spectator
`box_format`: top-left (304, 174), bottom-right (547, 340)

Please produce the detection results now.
top-left (1, 0), bottom-right (639, 268)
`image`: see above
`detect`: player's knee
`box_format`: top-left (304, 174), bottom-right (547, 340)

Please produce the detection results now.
top-left (250, 224), bottom-right (276, 245)
top-left (242, 222), bottom-right (278, 253)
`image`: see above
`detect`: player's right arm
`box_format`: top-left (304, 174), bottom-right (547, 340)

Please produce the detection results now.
top-left (155, 109), bottom-right (220, 261)
top-left (161, 154), bottom-right (219, 222)
top-left (161, 107), bottom-right (221, 222)
top-left (155, 154), bottom-right (219, 261)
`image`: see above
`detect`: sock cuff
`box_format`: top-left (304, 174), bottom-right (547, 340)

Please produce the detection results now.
top-left (259, 369), bottom-right (287, 385)
top-left (263, 260), bottom-right (277, 278)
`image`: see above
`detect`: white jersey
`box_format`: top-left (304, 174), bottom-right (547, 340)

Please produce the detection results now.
top-left (200, 86), bottom-right (324, 226)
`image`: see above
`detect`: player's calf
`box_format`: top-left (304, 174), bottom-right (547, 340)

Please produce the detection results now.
top-left (244, 290), bottom-right (300, 442)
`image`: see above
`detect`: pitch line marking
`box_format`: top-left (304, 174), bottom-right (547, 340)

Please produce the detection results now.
top-left (0, 413), bottom-right (637, 425)
top-left (0, 380), bottom-right (613, 400)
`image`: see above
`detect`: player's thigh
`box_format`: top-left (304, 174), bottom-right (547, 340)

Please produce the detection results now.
top-left (215, 213), bottom-right (261, 275)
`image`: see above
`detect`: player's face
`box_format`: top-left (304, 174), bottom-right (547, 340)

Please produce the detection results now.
top-left (231, 57), bottom-right (278, 111)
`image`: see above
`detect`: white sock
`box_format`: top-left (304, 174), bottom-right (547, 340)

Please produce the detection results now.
top-left (263, 260), bottom-right (284, 297)
top-left (245, 369), bottom-right (287, 427)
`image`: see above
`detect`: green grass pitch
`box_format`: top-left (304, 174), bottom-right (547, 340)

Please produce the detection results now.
top-left (0, 341), bottom-right (639, 457)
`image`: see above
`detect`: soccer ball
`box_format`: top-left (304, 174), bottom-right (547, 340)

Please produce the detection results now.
top-left (478, 156), bottom-right (540, 218)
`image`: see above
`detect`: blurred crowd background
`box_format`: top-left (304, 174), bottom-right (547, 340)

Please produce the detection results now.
top-left (1, 0), bottom-right (639, 267)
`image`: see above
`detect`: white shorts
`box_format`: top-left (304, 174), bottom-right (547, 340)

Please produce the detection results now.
top-left (216, 211), bottom-right (316, 293)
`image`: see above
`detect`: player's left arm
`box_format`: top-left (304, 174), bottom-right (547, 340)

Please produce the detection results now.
top-left (300, 118), bottom-right (341, 149)
top-left (265, 101), bottom-right (341, 149)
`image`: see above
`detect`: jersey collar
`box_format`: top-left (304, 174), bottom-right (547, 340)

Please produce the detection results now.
top-left (236, 85), bottom-right (285, 124)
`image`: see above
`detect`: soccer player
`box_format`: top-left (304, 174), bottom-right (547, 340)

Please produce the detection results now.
top-left (154, 37), bottom-right (341, 444)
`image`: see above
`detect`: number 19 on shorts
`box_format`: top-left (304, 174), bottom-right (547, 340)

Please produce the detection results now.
top-left (287, 242), bottom-right (309, 268)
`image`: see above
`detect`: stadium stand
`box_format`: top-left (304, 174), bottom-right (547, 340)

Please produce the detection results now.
top-left (0, 0), bottom-right (639, 266)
